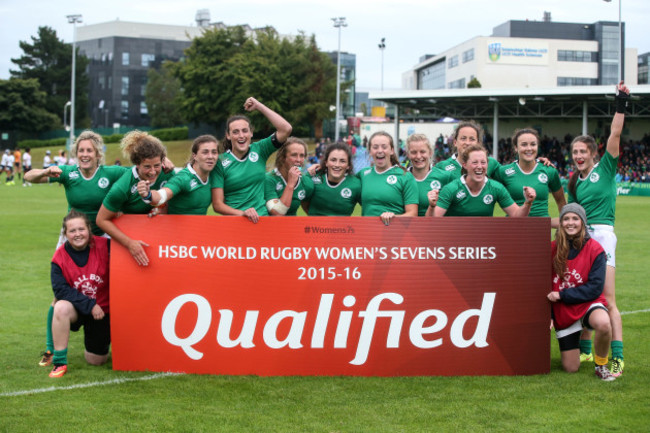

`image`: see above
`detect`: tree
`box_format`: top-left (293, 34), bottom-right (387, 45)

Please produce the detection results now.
top-left (467, 77), bottom-right (482, 88)
top-left (144, 62), bottom-right (185, 128)
top-left (174, 26), bottom-right (336, 137)
top-left (0, 78), bottom-right (60, 133)
top-left (10, 26), bottom-right (89, 129)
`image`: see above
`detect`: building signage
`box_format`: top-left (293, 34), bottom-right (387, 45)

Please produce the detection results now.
top-left (487, 39), bottom-right (549, 65)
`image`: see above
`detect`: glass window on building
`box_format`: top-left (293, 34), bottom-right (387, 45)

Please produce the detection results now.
top-left (462, 48), bottom-right (474, 63)
top-left (418, 60), bottom-right (445, 90)
top-left (557, 77), bottom-right (598, 86)
top-left (121, 100), bottom-right (129, 118)
top-left (108, 52), bottom-right (113, 63)
top-left (140, 102), bottom-right (148, 116)
top-left (98, 72), bottom-right (105, 90)
top-left (558, 50), bottom-right (598, 62)
top-left (448, 55), bottom-right (459, 69)
top-left (121, 76), bottom-right (129, 96)
top-left (122, 52), bottom-right (130, 66)
top-left (448, 78), bottom-right (466, 89)
top-left (108, 76), bottom-right (112, 90)
top-left (141, 54), bottom-right (155, 67)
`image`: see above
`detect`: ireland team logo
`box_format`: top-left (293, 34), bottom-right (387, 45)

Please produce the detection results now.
top-left (483, 194), bottom-right (494, 205)
top-left (298, 190), bottom-right (306, 200)
top-left (341, 188), bottom-right (352, 198)
top-left (222, 159), bottom-right (232, 168)
top-left (456, 191), bottom-right (466, 199)
top-left (505, 168), bottom-right (515, 176)
top-left (590, 172), bottom-right (600, 183)
top-left (387, 175), bottom-right (397, 185)
top-left (98, 177), bottom-right (109, 189)
top-left (445, 164), bottom-right (456, 172)
top-left (430, 180), bottom-right (441, 190)
top-left (131, 184), bottom-right (138, 194)
top-left (488, 43), bottom-right (501, 62)
top-left (276, 182), bottom-right (283, 191)
top-left (190, 179), bottom-right (198, 189)
top-left (249, 152), bottom-right (259, 162)
top-left (312, 176), bottom-right (322, 184)
top-left (538, 173), bottom-right (548, 184)
top-left (69, 171), bottom-right (79, 179)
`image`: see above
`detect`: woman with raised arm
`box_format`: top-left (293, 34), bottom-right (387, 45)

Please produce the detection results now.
top-left (567, 82), bottom-right (630, 377)
top-left (264, 137), bottom-right (314, 216)
top-left (96, 131), bottom-right (174, 267)
top-left (211, 97), bottom-right (292, 223)
top-left (358, 131), bottom-right (418, 225)
top-left (305, 142), bottom-right (361, 216)
top-left (430, 144), bottom-right (536, 217)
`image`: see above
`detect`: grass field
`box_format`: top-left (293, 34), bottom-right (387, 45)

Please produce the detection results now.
top-left (1, 168), bottom-right (649, 432)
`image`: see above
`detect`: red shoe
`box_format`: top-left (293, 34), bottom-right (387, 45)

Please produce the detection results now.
top-left (49, 364), bottom-right (67, 378)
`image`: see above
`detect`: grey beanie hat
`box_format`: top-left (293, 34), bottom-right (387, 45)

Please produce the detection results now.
top-left (560, 203), bottom-right (588, 227)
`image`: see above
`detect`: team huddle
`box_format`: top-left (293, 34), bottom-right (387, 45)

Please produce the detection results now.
top-left (32, 84), bottom-right (629, 380)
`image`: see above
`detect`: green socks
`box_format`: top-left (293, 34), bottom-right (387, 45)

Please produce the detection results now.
top-left (52, 348), bottom-right (68, 366)
top-left (579, 339), bottom-right (592, 355)
top-left (611, 340), bottom-right (624, 360)
top-left (46, 306), bottom-right (54, 353)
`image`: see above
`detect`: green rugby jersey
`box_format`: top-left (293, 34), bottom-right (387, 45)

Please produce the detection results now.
top-left (167, 165), bottom-right (214, 215)
top-left (102, 166), bottom-right (174, 215)
top-left (568, 151), bottom-right (617, 226)
top-left (212, 136), bottom-right (277, 216)
top-left (494, 162), bottom-right (562, 217)
top-left (437, 177), bottom-right (515, 216)
top-left (50, 164), bottom-right (128, 235)
top-left (410, 167), bottom-right (454, 216)
top-left (434, 154), bottom-right (500, 179)
top-left (358, 166), bottom-right (418, 217)
top-left (264, 168), bottom-right (315, 216)
top-left (307, 172), bottom-right (361, 216)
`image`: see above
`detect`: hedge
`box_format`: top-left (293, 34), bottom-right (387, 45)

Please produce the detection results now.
top-left (18, 126), bottom-right (189, 148)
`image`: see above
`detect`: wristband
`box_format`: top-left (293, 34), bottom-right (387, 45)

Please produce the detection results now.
top-left (142, 191), bottom-right (152, 204)
top-left (615, 88), bottom-right (629, 114)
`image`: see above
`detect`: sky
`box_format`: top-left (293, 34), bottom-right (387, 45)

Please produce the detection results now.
top-left (1, 0), bottom-right (648, 90)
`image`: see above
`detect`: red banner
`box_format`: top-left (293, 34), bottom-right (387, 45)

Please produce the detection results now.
top-left (110, 216), bottom-right (551, 376)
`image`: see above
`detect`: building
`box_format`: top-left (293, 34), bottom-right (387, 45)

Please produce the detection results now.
top-left (77, 20), bottom-right (204, 128)
top-left (326, 51), bottom-right (356, 119)
top-left (639, 52), bottom-right (650, 84)
top-left (402, 18), bottom-right (637, 90)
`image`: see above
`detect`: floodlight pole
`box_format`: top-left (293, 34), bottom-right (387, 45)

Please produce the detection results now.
top-left (604, 0), bottom-right (623, 82)
top-left (378, 38), bottom-right (386, 91)
top-left (332, 17), bottom-right (347, 142)
top-left (67, 14), bottom-right (82, 148)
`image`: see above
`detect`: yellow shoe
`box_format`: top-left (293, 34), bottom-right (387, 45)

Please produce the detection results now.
top-left (579, 352), bottom-right (593, 363)
top-left (39, 351), bottom-right (53, 367)
top-left (611, 357), bottom-right (624, 377)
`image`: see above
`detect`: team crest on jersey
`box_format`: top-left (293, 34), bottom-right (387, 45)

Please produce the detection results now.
top-left (276, 182), bottom-right (283, 191)
top-left (160, 181), bottom-right (167, 188)
top-left (430, 180), bottom-right (441, 190)
top-left (445, 164), bottom-right (456, 172)
top-left (538, 173), bottom-right (548, 184)
top-left (386, 175), bottom-right (398, 185)
top-left (98, 177), bottom-right (110, 189)
top-left (130, 184), bottom-right (138, 194)
top-left (190, 179), bottom-right (198, 189)
top-left (248, 152), bottom-right (259, 162)
top-left (456, 190), bottom-right (466, 199)
top-left (312, 176), bottom-right (322, 184)
top-left (505, 167), bottom-right (515, 176)
top-left (483, 194), bottom-right (494, 205)
top-left (590, 172), bottom-right (600, 183)
top-left (298, 190), bottom-right (306, 200)
top-left (221, 159), bottom-right (232, 168)
top-left (363, 168), bottom-right (371, 176)
top-left (69, 171), bottom-right (80, 179)
top-left (341, 188), bottom-right (352, 198)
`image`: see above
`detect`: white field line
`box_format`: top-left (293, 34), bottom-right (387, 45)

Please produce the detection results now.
top-left (621, 308), bottom-right (650, 315)
top-left (0, 372), bottom-right (182, 397)
top-left (2, 308), bottom-right (649, 398)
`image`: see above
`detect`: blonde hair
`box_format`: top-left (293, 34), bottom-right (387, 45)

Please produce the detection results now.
top-left (72, 130), bottom-right (105, 165)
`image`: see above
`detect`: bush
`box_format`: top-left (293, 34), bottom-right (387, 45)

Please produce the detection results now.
top-left (149, 126), bottom-right (189, 142)
top-left (102, 133), bottom-right (124, 144)
top-left (17, 137), bottom-right (67, 149)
